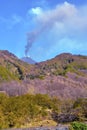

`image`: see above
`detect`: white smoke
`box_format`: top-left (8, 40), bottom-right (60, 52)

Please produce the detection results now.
top-left (25, 2), bottom-right (87, 56)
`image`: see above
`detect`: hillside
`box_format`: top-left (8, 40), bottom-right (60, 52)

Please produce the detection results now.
top-left (29, 53), bottom-right (87, 77)
top-left (0, 50), bottom-right (87, 98)
top-left (0, 50), bottom-right (32, 81)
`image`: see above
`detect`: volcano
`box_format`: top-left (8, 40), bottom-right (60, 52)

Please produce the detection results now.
top-left (21, 57), bottom-right (36, 64)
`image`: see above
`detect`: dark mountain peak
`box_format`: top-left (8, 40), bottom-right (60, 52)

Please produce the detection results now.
top-left (21, 57), bottom-right (36, 64)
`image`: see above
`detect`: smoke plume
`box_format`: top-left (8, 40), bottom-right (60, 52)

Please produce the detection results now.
top-left (25, 30), bottom-right (39, 56)
top-left (25, 2), bottom-right (87, 57)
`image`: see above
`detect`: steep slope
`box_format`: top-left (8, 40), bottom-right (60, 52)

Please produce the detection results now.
top-left (0, 50), bottom-right (31, 81)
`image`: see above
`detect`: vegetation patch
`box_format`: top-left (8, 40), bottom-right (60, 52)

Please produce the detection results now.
top-left (70, 122), bottom-right (87, 130)
top-left (0, 93), bottom-right (87, 129)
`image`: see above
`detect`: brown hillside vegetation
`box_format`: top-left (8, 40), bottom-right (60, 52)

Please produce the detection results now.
top-left (0, 50), bottom-right (87, 99)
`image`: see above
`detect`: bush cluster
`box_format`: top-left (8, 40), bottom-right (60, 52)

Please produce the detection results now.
top-left (0, 93), bottom-right (58, 128)
top-left (0, 93), bottom-right (87, 129)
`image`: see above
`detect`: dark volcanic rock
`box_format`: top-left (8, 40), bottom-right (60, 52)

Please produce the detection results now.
top-left (52, 112), bottom-right (79, 123)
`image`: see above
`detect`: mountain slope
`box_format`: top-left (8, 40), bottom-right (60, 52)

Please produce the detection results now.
top-left (28, 53), bottom-right (87, 78)
top-left (0, 50), bottom-right (87, 99)
top-left (0, 50), bottom-right (31, 81)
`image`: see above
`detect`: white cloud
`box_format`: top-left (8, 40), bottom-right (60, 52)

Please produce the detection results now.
top-left (35, 1), bottom-right (87, 33)
top-left (27, 1), bottom-right (87, 43)
top-left (26, 2), bottom-right (87, 60)
top-left (29, 7), bottom-right (43, 15)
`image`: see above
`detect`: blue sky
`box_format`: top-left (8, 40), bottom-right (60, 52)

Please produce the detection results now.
top-left (0, 0), bottom-right (87, 62)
